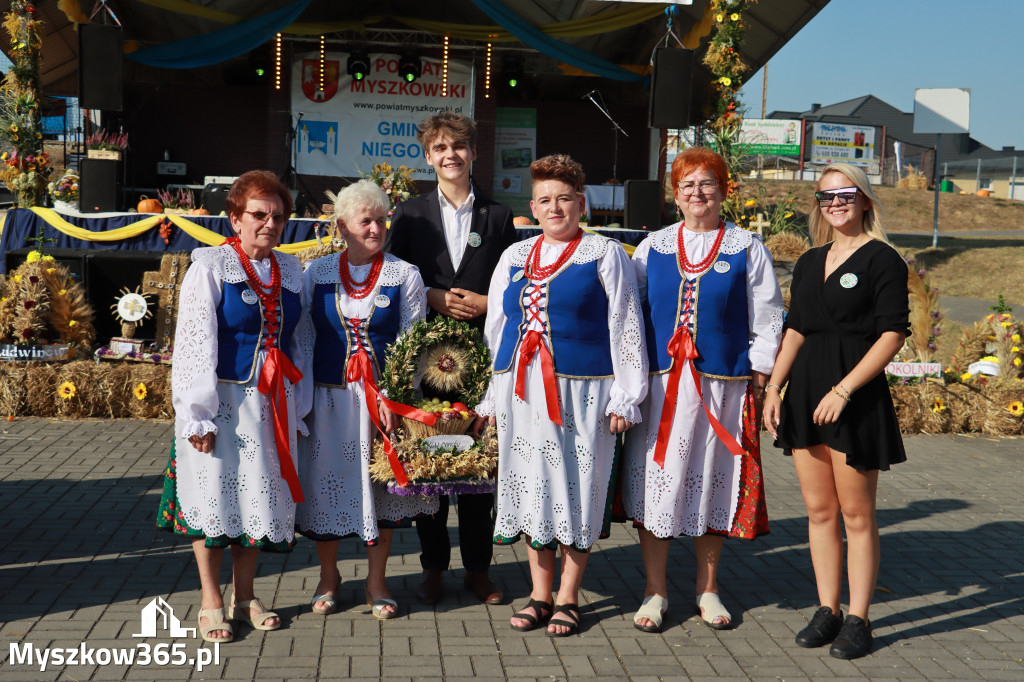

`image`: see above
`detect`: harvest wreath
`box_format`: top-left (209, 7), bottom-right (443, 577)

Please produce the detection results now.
top-left (372, 316), bottom-right (497, 494)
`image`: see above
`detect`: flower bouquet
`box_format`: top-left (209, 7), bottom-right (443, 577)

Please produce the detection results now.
top-left (365, 162), bottom-right (415, 217)
top-left (48, 170), bottom-right (79, 213)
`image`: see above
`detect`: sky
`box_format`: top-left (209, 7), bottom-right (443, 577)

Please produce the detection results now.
top-left (739, 0), bottom-right (1024, 151)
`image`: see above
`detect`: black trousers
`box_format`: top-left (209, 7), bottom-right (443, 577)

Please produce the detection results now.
top-left (415, 493), bottom-right (495, 573)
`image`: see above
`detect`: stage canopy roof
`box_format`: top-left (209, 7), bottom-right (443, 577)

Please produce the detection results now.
top-left (9, 0), bottom-right (829, 101)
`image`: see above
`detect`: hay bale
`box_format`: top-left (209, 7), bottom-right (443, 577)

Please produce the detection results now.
top-left (55, 361), bottom-right (106, 418)
top-left (981, 388), bottom-right (1024, 436)
top-left (125, 365), bottom-right (173, 419)
top-left (25, 363), bottom-right (60, 417)
top-left (764, 231), bottom-right (810, 262)
top-left (0, 363), bottom-right (28, 416)
top-left (890, 385), bottom-right (925, 433)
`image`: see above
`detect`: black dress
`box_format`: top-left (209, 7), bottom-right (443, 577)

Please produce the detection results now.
top-left (775, 239), bottom-right (909, 471)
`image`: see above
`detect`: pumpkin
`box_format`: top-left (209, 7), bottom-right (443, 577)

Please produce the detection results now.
top-left (137, 195), bottom-right (163, 213)
top-left (976, 189), bottom-right (991, 197)
top-left (191, 207), bottom-right (210, 216)
top-left (512, 216), bottom-right (533, 226)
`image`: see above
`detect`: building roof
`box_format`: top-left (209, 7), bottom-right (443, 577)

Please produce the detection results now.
top-left (770, 94), bottom-right (1024, 163)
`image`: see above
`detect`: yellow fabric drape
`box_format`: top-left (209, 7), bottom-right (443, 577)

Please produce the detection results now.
top-left (24, 208), bottom-right (327, 254)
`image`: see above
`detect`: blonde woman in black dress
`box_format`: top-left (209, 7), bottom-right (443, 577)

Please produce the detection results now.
top-left (763, 162), bottom-right (908, 660)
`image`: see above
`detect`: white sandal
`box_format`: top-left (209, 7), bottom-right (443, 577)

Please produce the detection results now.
top-left (696, 592), bottom-right (732, 630)
top-left (633, 595), bottom-right (669, 633)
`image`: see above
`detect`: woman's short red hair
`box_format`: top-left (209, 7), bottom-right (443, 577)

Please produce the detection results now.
top-left (225, 170), bottom-right (293, 219)
top-left (670, 147), bottom-right (730, 199)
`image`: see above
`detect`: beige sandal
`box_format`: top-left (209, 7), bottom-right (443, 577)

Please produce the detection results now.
top-left (633, 595), bottom-right (669, 633)
top-left (696, 592), bottom-right (732, 630)
top-left (228, 597), bottom-right (281, 631)
top-left (197, 606), bottom-right (234, 643)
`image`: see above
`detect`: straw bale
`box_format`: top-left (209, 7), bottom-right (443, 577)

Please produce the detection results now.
top-left (125, 365), bottom-right (173, 419)
top-left (981, 387), bottom-right (1024, 436)
top-left (24, 363), bottom-right (60, 417)
top-left (764, 231), bottom-right (810, 262)
top-left (56, 361), bottom-right (106, 418)
top-left (0, 363), bottom-right (28, 416)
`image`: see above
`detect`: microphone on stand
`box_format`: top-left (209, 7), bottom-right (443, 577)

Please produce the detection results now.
top-left (581, 90), bottom-right (599, 100)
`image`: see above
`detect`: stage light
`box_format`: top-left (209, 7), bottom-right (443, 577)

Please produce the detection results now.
top-left (484, 42), bottom-right (492, 98)
top-left (398, 53), bottom-right (421, 83)
top-left (347, 50), bottom-right (370, 81)
top-left (441, 36), bottom-right (449, 96)
top-left (274, 33), bottom-right (282, 90)
top-left (502, 57), bottom-right (523, 89)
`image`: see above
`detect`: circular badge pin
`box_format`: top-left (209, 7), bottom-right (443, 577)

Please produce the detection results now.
top-left (467, 231), bottom-right (482, 248)
top-left (240, 289), bottom-right (259, 305)
top-left (511, 269), bottom-right (525, 282)
top-left (840, 273), bottom-right (859, 289)
top-left (374, 294), bottom-right (391, 308)
top-left (713, 260), bottom-right (731, 274)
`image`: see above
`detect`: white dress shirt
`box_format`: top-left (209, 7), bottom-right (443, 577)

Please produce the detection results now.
top-left (437, 185), bottom-right (476, 272)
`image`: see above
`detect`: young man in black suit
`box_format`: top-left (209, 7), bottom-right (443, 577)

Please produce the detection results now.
top-left (385, 112), bottom-right (517, 605)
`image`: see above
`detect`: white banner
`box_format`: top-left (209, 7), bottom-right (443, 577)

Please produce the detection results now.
top-left (810, 122), bottom-right (876, 167)
top-left (290, 52), bottom-right (474, 178)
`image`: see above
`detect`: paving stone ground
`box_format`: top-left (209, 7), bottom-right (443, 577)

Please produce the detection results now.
top-left (1, 418), bottom-right (1022, 681)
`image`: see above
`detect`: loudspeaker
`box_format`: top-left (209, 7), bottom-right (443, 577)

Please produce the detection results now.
top-left (79, 158), bottom-right (120, 212)
top-left (624, 180), bottom-right (663, 231)
top-left (201, 184), bottom-right (232, 215)
top-left (84, 251), bottom-right (165, 340)
top-left (78, 23), bottom-right (123, 111)
top-left (648, 47), bottom-right (694, 130)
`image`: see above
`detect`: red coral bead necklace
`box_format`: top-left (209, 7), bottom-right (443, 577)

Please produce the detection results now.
top-left (677, 220), bottom-right (725, 274)
top-left (526, 228), bottom-right (583, 281)
top-left (338, 250), bottom-right (384, 299)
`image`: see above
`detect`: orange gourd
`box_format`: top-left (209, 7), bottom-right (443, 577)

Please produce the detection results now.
top-left (512, 216), bottom-right (533, 226)
top-left (137, 196), bottom-right (163, 213)
top-left (191, 207), bottom-right (210, 216)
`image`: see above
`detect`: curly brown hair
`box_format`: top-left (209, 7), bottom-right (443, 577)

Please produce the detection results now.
top-left (529, 154), bottom-right (585, 193)
top-left (225, 170), bottom-right (293, 219)
top-left (416, 112), bottom-right (478, 150)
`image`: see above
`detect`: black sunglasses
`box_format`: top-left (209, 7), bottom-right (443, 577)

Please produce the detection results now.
top-left (814, 189), bottom-right (860, 207)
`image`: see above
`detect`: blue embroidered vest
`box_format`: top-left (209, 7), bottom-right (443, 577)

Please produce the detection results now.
top-left (643, 246), bottom-right (751, 379)
top-left (493, 259), bottom-right (614, 378)
top-left (216, 281), bottom-right (301, 382)
top-left (311, 282), bottom-right (402, 386)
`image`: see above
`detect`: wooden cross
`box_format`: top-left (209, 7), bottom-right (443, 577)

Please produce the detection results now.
top-left (749, 213), bottom-right (771, 236)
top-left (142, 252), bottom-right (190, 349)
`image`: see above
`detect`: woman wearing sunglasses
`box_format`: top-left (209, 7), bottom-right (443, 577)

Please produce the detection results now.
top-left (158, 170), bottom-right (312, 643)
top-left (623, 147), bottom-right (783, 634)
top-left (763, 162), bottom-right (909, 659)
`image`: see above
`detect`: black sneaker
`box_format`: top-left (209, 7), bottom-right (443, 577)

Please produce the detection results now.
top-left (829, 614), bottom-right (873, 659)
top-left (795, 606), bottom-right (843, 648)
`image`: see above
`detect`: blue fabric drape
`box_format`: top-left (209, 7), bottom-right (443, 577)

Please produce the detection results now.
top-left (126, 0), bottom-right (313, 69)
top-left (470, 0), bottom-right (649, 83)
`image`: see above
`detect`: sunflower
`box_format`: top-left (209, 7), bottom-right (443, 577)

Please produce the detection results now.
top-left (1009, 401), bottom-right (1024, 417)
top-left (134, 383), bottom-right (148, 400)
top-left (960, 372), bottom-right (972, 382)
top-left (931, 397), bottom-right (945, 414)
top-left (58, 381), bottom-right (77, 400)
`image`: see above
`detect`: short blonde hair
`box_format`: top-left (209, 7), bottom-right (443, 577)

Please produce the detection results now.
top-left (331, 179), bottom-right (389, 226)
top-left (809, 163), bottom-right (889, 247)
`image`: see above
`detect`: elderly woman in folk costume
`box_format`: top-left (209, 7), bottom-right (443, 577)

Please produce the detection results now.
top-left (477, 154), bottom-right (648, 637)
top-left (295, 179), bottom-right (438, 620)
top-left (623, 147), bottom-right (783, 634)
top-left (158, 170), bottom-right (312, 643)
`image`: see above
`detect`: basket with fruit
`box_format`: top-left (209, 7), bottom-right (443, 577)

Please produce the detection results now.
top-left (372, 316), bottom-right (497, 493)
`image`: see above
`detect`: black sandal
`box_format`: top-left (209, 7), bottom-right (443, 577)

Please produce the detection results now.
top-left (510, 598), bottom-right (552, 632)
top-left (546, 603), bottom-right (580, 638)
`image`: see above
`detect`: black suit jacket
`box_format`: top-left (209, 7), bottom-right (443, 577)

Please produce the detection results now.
top-left (385, 184), bottom-right (517, 331)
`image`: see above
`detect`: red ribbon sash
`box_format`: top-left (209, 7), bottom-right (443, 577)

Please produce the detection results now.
top-left (257, 348), bottom-right (305, 502)
top-left (345, 349), bottom-right (438, 487)
top-left (514, 330), bottom-right (562, 425)
top-left (652, 326), bottom-right (745, 468)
